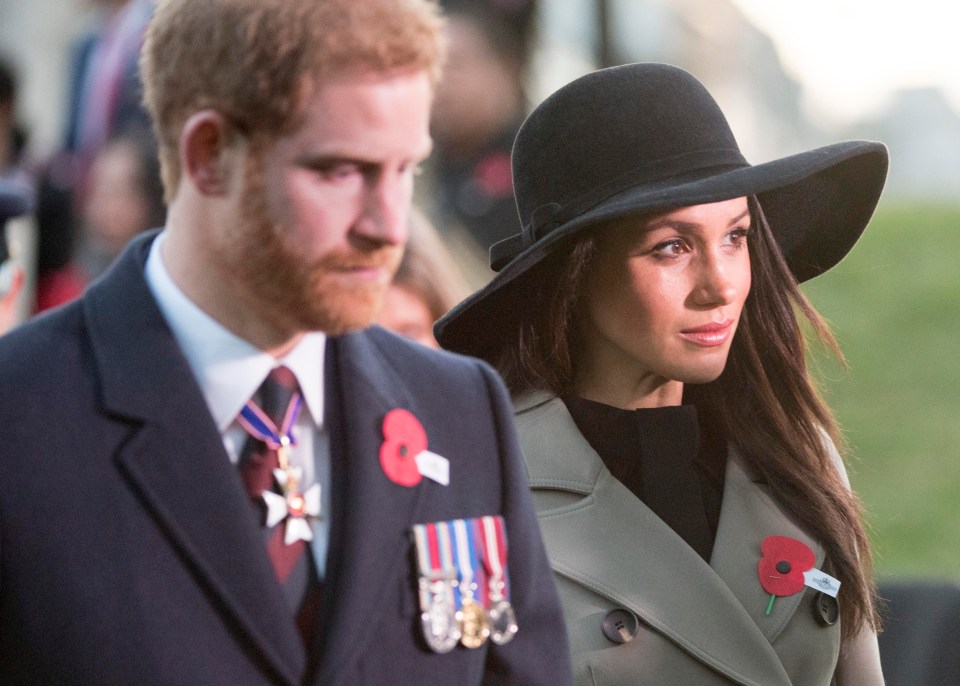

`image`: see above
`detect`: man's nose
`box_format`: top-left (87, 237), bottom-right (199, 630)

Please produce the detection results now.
top-left (354, 172), bottom-right (410, 246)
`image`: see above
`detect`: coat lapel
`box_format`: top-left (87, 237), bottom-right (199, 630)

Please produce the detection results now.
top-left (709, 458), bottom-right (826, 644)
top-left (83, 235), bottom-right (305, 685)
top-left (315, 330), bottom-right (428, 681)
top-left (516, 392), bottom-right (796, 686)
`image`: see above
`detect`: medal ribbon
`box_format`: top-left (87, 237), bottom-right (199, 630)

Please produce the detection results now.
top-left (436, 521), bottom-right (460, 610)
top-left (237, 389), bottom-right (303, 453)
top-left (413, 523), bottom-right (433, 614)
top-left (471, 519), bottom-right (490, 606)
top-left (452, 519), bottom-right (480, 602)
top-left (481, 515), bottom-right (510, 599)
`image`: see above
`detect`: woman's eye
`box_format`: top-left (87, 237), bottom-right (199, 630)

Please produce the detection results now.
top-left (726, 227), bottom-right (751, 247)
top-left (651, 238), bottom-right (688, 258)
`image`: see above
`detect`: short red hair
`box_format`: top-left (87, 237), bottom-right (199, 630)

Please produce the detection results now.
top-left (140, 0), bottom-right (445, 199)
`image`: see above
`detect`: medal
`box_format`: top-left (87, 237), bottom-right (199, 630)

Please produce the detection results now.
top-left (480, 515), bottom-right (518, 645)
top-left (238, 391), bottom-right (320, 544)
top-left (451, 519), bottom-right (489, 649)
top-left (413, 522), bottom-right (461, 653)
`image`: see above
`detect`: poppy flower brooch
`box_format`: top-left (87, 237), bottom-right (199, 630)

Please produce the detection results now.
top-left (758, 535), bottom-right (841, 616)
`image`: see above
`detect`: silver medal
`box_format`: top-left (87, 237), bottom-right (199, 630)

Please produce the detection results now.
top-left (419, 571), bottom-right (461, 653)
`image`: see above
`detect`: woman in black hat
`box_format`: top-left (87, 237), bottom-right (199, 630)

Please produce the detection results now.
top-left (436, 63), bottom-right (887, 684)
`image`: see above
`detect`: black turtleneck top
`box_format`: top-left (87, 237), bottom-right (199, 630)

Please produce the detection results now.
top-left (562, 397), bottom-right (728, 563)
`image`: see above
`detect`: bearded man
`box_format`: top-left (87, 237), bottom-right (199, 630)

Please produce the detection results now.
top-left (0, 1), bottom-right (571, 684)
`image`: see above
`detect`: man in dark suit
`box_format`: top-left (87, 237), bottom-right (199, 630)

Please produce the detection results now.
top-left (0, 1), bottom-right (571, 683)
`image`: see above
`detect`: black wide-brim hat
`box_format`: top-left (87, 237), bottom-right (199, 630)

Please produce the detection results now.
top-left (435, 62), bottom-right (888, 358)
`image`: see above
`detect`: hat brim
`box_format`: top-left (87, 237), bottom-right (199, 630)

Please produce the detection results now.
top-left (435, 140), bottom-right (888, 360)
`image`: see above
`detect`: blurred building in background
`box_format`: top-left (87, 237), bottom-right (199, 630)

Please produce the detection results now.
top-left (851, 88), bottom-right (960, 199)
top-left (4, 0), bottom-right (959, 203)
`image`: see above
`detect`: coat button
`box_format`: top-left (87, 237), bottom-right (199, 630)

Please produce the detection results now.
top-left (813, 592), bottom-right (839, 626)
top-left (602, 608), bottom-right (639, 644)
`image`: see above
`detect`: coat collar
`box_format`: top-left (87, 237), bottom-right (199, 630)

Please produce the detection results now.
top-left (83, 234), bottom-right (307, 685)
top-left (515, 391), bottom-right (826, 686)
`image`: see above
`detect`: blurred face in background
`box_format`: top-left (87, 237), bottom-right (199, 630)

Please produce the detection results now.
top-left (430, 13), bottom-right (521, 153)
top-left (83, 139), bottom-right (152, 257)
top-left (378, 283), bottom-right (438, 348)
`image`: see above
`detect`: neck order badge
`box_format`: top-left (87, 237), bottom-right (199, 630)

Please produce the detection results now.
top-left (238, 382), bottom-right (321, 545)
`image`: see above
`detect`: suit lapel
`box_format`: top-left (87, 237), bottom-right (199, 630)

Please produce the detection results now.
top-left (517, 393), bottom-right (794, 686)
top-left (316, 331), bottom-right (427, 680)
top-left (83, 235), bottom-right (305, 685)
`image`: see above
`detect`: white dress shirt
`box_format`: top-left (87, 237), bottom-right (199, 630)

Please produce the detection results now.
top-left (144, 231), bottom-right (331, 576)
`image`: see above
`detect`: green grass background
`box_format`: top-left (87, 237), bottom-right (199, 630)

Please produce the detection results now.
top-left (801, 202), bottom-right (960, 581)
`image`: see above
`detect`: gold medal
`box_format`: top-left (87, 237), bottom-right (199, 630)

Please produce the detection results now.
top-left (458, 598), bottom-right (490, 649)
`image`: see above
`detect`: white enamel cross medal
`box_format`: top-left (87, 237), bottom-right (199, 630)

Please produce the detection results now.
top-left (238, 391), bottom-right (321, 546)
top-left (262, 436), bottom-right (321, 545)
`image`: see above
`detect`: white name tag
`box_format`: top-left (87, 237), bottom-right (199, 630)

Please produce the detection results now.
top-left (415, 450), bottom-right (450, 486)
top-left (803, 568), bottom-right (841, 597)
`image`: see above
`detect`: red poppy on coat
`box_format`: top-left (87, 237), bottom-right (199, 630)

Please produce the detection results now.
top-left (758, 535), bottom-right (815, 596)
top-left (380, 408), bottom-right (427, 487)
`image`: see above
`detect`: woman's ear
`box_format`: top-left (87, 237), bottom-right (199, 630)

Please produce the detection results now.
top-left (178, 110), bottom-right (235, 196)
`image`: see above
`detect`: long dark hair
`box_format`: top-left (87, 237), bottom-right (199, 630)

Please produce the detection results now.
top-left (496, 197), bottom-right (879, 640)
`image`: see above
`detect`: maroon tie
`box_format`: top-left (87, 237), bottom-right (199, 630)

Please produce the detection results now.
top-left (238, 366), bottom-right (320, 644)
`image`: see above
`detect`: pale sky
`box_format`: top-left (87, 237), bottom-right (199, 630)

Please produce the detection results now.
top-left (730, 0), bottom-right (960, 125)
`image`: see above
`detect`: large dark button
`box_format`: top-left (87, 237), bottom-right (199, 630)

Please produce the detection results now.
top-left (602, 608), bottom-right (639, 644)
top-left (776, 561), bottom-right (792, 574)
top-left (813, 592), bottom-right (839, 626)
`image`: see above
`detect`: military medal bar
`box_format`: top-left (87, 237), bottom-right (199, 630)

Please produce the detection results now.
top-left (412, 515), bottom-right (519, 653)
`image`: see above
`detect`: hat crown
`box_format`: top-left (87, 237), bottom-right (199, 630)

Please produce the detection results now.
top-left (512, 63), bottom-right (746, 234)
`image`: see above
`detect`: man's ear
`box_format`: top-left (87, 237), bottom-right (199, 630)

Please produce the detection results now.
top-left (179, 110), bottom-right (237, 196)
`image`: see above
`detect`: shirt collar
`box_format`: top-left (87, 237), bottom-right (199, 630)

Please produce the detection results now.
top-left (144, 231), bottom-right (326, 432)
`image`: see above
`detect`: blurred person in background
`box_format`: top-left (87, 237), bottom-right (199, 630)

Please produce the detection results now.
top-left (0, 180), bottom-right (29, 335)
top-left (0, 56), bottom-right (31, 186)
top-left (33, 0), bottom-right (156, 312)
top-left (438, 63), bottom-right (889, 685)
top-left (76, 125), bottom-right (165, 279)
top-left (422, 0), bottom-right (536, 284)
top-left (64, 0), bottom-right (155, 166)
top-left (0, 57), bottom-right (35, 327)
top-left (378, 207), bottom-right (469, 348)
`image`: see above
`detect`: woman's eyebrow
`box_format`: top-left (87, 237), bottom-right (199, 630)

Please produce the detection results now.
top-left (644, 208), bottom-right (751, 232)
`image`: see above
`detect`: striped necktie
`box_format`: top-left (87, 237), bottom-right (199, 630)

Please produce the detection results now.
top-left (237, 366), bottom-right (321, 644)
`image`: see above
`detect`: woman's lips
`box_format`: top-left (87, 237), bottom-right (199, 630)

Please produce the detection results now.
top-left (679, 319), bottom-right (735, 346)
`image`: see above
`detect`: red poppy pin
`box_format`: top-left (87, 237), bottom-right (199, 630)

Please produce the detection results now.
top-left (758, 535), bottom-right (815, 615)
top-left (380, 408), bottom-right (427, 487)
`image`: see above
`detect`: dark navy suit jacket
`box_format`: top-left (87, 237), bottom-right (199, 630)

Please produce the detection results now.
top-left (0, 235), bottom-right (572, 685)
